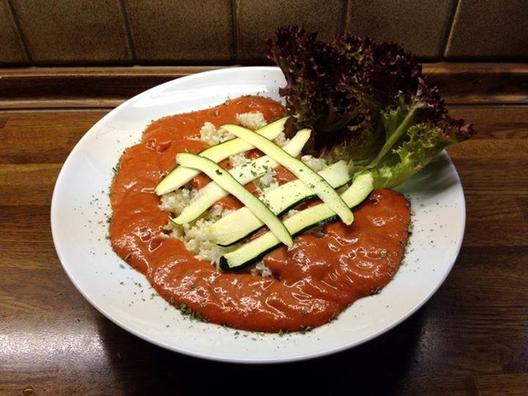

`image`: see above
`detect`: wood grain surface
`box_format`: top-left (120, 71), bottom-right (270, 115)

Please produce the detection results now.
top-left (0, 65), bottom-right (527, 395)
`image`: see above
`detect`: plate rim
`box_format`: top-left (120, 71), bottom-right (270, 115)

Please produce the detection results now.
top-left (50, 66), bottom-right (466, 364)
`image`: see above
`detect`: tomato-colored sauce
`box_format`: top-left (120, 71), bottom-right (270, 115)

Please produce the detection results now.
top-left (110, 96), bottom-right (410, 332)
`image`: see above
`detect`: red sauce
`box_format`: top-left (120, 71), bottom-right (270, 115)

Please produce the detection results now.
top-left (110, 96), bottom-right (410, 332)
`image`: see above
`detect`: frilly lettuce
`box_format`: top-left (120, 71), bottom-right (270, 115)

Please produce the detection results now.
top-left (267, 26), bottom-right (474, 188)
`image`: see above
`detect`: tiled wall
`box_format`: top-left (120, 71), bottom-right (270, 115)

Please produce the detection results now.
top-left (1, 0), bottom-right (527, 66)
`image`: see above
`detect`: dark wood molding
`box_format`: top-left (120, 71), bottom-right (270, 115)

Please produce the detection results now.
top-left (0, 63), bottom-right (527, 110)
top-left (424, 63), bottom-right (528, 105)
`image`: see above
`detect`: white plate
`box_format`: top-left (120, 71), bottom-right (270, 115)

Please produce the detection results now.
top-left (51, 67), bottom-right (465, 363)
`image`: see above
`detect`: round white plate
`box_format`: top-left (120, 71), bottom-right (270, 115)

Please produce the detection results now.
top-left (51, 67), bottom-right (465, 364)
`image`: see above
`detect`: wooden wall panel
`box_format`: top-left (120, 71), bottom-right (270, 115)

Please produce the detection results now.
top-left (446, 0), bottom-right (528, 60)
top-left (1, 0), bottom-right (528, 65)
top-left (0, 1), bottom-right (27, 65)
top-left (347, 0), bottom-right (456, 59)
top-left (125, 0), bottom-right (234, 63)
top-left (10, 0), bottom-right (132, 64)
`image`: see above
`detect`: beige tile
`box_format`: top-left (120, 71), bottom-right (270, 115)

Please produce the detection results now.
top-left (347, 0), bottom-right (455, 59)
top-left (446, 0), bottom-right (528, 59)
top-left (125, 0), bottom-right (233, 63)
top-left (236, 0), bottom-right (347, 62)
top-left (0, 1), bottom-right (27, 64)
top-left (11, 0), bottom-right (132, 64)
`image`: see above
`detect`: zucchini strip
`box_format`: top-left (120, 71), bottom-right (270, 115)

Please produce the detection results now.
top-left (222, 124), bottom-right (354, 225)
top-left (155, 117), bottom-right (288, 195)
top-left (210, 160), bottom-right (351, 246)
top-left (219, 172), bottom-right (374, 269)
top-left (173, 129), bottom-right (311, 224)
top-left (176, 152), bottom-right (294, 247)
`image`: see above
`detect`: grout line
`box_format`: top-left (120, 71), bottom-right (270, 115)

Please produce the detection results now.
top-left (231, 0), bottom-right (240, 63)
top-left (117, 0), bottom-right (137, 63)
top-left (442, 0), bottom-right (461, 60)
top-left (344, 0), bottom-right (353, 34)
top-left (5, 0), bottom-right (32, 63)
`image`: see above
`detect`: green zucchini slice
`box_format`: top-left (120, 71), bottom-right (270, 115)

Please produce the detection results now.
top-left (176, 152), bottom-right (294, 247)
top-left (219, 172), bottom-right (375, 269)
top-left (172, 129), bottom-right (311, 224)
top-left (210, 160), bottom-right (351, 246)
top-left (222, 124), bottom-right (354, 225)
top-left (155, 117), bottom-right (288, 195)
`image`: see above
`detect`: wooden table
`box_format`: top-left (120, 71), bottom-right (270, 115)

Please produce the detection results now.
top-left (1, 65), bottom-right (527, 395)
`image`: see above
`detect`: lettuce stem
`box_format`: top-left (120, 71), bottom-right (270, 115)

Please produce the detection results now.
top-left (366, 107), bottom-right (417, 169)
